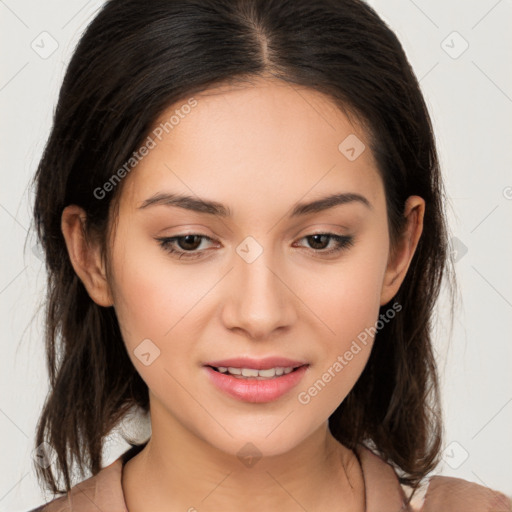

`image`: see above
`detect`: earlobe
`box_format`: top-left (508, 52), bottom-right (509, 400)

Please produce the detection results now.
top-left (61, 205), bottom-right (114, 307)
top-left (380, 196), bottom-right (425, 306)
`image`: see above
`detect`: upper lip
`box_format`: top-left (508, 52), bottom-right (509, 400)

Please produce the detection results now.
top-left (204, 357), bottom-right (308, 370)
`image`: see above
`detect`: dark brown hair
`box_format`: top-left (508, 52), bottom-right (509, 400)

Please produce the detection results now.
top-left (31, 0), bottom-right (457, 503)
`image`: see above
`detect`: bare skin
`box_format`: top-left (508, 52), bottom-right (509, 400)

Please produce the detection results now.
top-left (61, 75), bottom-right (424, 511)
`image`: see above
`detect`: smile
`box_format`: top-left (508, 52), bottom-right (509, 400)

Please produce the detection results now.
top-left (204, 364), bottom-right (309, 402)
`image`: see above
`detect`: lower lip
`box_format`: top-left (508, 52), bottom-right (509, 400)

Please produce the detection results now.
top-left (204, 365), bottom-right (309, 403)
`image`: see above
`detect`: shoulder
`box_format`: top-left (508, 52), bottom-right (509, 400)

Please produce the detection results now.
top-left (27, 443), bottom-right (145, 511)
top-left (355, 444), bottom-right (511, 512)
top-left (411, 475), bottom-right (512, 512)
top-left (25, 457), bottom-right (128, 512)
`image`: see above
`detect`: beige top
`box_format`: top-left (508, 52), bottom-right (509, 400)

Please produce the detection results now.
top-left (30, 443), bottom-right (512, 511)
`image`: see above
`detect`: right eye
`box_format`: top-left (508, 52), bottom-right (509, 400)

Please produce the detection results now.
top-left (156, 234), bottom-right (218, 259)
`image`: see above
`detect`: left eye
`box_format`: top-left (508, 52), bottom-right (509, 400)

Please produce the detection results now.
top-left (294, 233), bottom-right (354, 254)
top-left (156, 233), bottom-right (354, 260)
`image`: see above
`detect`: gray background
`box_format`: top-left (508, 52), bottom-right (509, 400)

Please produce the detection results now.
top-left (1, 0), bottom-right (511, 509)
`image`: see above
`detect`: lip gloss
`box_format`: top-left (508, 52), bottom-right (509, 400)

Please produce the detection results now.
top-left (203, 365), bottom-right (308, 403)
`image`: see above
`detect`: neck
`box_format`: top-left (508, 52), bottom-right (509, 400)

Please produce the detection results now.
top-left (121, 400), bottom-right (365, 511)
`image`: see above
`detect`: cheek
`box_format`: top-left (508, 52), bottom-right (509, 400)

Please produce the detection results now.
top-left (297, 245), bottom-right (388, 347)
top-left (294, 278), bottom-right (381, 417)
top-left (294, 233), bottom-right (388, 403)
top-left (108, 233), bottom-right (206, 357)
top-left (109, 241), bottom-right (213, 404)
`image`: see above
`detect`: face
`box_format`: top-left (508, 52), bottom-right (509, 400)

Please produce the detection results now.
top-left (103, 77), bottom-right (399, 457)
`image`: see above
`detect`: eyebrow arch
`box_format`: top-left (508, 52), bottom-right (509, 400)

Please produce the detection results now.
top-left (137, 192), bottom-right (372, 217)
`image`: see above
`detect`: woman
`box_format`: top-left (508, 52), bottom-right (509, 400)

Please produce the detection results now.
top-left (28, 0), bottom-right (511, 510)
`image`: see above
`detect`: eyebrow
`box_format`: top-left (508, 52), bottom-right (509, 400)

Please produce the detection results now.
top-left (137, 191), bottom-right (372, 217)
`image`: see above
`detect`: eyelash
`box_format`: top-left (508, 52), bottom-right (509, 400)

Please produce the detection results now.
top-left (155, 233), bottom-right (354, 260)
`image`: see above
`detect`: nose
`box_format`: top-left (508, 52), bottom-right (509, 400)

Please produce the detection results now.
top-left (220, 242), bottom-right (297, 340)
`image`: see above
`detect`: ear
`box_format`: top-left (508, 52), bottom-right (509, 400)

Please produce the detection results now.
top-left (380, 196), bottom-right (425, 306)
top-left (61, 205), bottom-right (114, 307)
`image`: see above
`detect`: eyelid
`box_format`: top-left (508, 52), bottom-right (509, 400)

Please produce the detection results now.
top-left (293, 222), bottom-right (351, 236)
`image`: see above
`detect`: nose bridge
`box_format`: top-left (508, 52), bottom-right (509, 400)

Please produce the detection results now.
top-left (221, 235), bottom-right (295, 338)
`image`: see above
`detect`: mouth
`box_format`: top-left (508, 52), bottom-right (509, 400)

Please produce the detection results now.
top-left (203, 361), bottom-right (310, 403)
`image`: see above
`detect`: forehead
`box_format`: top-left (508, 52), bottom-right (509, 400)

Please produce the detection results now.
top-left (119, 77), bottom-right (384, 217)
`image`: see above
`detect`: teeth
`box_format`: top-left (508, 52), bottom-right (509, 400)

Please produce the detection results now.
top-left (241, 368), bottom-right (259, 377)
top-left (214, 366), bottom-right (298, 379)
